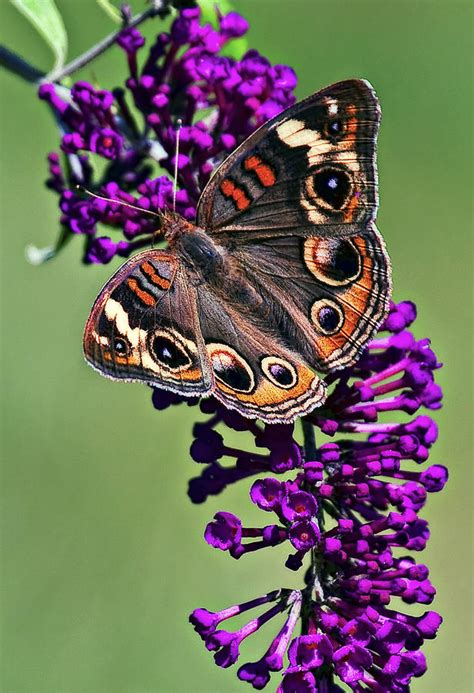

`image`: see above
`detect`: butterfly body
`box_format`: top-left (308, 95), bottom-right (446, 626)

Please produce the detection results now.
top-left (84, 79), bottom-right (392, 423)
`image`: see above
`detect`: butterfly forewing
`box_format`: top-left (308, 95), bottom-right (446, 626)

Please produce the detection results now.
top-left (197, 79), bottom-right (381, 238)
top-left (83, 250), bottom-right (212, 395)
top-left (197, 78), bottom-right (391, 374)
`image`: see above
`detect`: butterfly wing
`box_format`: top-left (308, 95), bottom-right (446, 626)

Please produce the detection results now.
top-left (232, 229), bottom-right (390, 372)
top-left (83, 250), bottom-right (213, 395)
top-left (195, 284), bottom-right (326, 423)
top-left (197, 79), bottom-right (391, 372)
top-left (197, 79), bottom-right (381, 237)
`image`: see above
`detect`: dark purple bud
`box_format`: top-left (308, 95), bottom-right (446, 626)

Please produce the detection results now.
top-left (219, 12), bottom-right (249, 38)
top-left (151, 389), bottom-right (186, 410)
top-left (206, 630), bottom-right (241, 668)
top-left (237, 660), bottom-right (271, 689)
top-left (277, 671), bottom-right (316, 693)
top-left (419, 465), bottom-right (448, 492)
top-left (271, 64), bottom-right (298, 90)
top-left (86, 237), bottom-right (129, 264)
top-left (117, 26), bottom-right (145, 53)
top-left (190, 427), bottom-right (224, 463)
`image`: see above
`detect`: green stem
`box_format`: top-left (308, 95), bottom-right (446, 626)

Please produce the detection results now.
top-left (301, 417), bottom-right (325, 633)
top-left (46, 2), bottom-right (167, 83)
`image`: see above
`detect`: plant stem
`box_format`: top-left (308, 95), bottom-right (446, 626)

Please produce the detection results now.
top-left (0, 45), bottom-right (44, 83)
top-left (301, 417), bottom-right (317, 460)
top-left (301, 417), bottom-right (325, 611)
top-left (46, 2), bottom-right (167, 83)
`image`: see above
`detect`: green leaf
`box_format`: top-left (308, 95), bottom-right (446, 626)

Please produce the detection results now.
top-left (9, 0), bottom-right (67, 72)
top-left (96, 0), bottom-right (122, 24)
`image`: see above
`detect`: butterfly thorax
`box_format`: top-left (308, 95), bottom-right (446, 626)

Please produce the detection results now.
top-left (163, 211), bottom-right (263, 311)
top-left (163, 211), bottom-right (225, 278)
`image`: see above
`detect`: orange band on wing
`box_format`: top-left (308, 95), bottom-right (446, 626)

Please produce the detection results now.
top-left (220, 178), bottom-right (251, 210)
top-left (344, 103), bottom-right (358, 143)
top-left (343, 190), bottom-right (360, 222)
top-left (310, 235), bottom-right (375, 361)
top-left (244, 155), bottom-right (276, 187)
top-left (141, 261), bottom-right (171, 290)
top-left (126, 278), bottom-right (155, 306)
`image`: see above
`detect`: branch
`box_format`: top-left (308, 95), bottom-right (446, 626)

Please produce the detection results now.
top-left (46, 1), bottom-right (167, 83)
top-left (0, 44), bottom-right (44, 83)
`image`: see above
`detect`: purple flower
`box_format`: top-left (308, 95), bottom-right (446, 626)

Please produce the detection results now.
top-left (250, 478), bottom-right (285, 512)
top-left (281, 491), bottom-right (318, 522)
top-left (287, 634), bottom-right (333, 672)
top-left (205, 512), bottom-right (242, 551)
top-left (88, 128), bottom-right (123, 159)
top-left (333, 644), bottom-right (373, 684)
top-left (288, 520), bottom-right (320, 552)
top-left (60, 191), bottom-right (97, 234)
top-left (277, 671), bottom-right (317, 693)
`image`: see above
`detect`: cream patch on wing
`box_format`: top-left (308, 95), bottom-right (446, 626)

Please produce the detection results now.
top-left (104, 298), bottom-right (141, 347)
top-left (276, 110), bottom-right (363, 225)
top-left (276, 118), bottom-right (333, 158)
top-left (93, 298), bottom-right (197, 377)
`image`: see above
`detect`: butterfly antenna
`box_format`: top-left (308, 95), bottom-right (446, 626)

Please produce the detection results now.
top-left (172, 118), bottom-right (183, 212)
top-left (75, 185), bottom-right (163, 220)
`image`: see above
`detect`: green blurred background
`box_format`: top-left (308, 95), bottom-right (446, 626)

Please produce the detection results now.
top-left (1, 1), bottom-right (472, 691)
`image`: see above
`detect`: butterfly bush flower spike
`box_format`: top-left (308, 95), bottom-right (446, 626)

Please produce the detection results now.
top-left (187, 301), bottom-right (446, 691)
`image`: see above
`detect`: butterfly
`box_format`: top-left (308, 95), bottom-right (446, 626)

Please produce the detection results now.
top-left (83, 79), bottom-right (391, 424)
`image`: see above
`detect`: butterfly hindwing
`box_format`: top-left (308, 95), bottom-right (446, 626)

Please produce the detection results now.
top-left (195, 283), bottom-right (326, 423)
top-left (83, 250), bottom-right (212, 395)
top-left (232, 227), bottom-right (390, 372)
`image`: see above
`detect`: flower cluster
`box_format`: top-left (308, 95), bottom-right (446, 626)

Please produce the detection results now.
top-left (180, 301), bottom-right (446, 691)
top-left (38, 7), bottom-right (297, 264)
